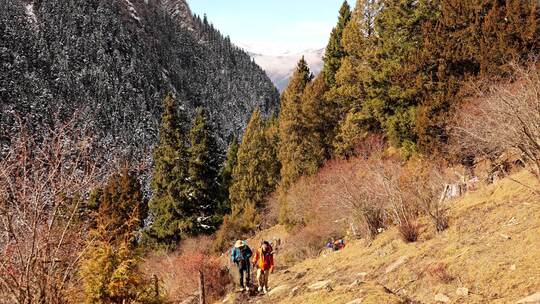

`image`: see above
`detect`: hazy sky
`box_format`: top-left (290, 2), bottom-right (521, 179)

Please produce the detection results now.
top-left (188, 0), bottom-right (354, 55)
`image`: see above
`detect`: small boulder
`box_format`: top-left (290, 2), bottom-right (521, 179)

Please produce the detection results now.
top-left (500, 233), bottom-right (511, 240)
top-left (456, 287), bottom-right (469, 297)
top-left (349, 279), bottom-right (362, 289)
top-left (346, 298), bottom-right (363, 304)
top-left (357, 272), bottom-right (368, 282)
top-left (294, 271), bottom-right (307, 279)
top-left (434, 293), bottom-right (451, 303)
top-left (385, 256), bottom-right (408, 274)
top-left (308, 280), bottom-right (332, 291)
top-left (290, 286), bottom-right (301, 297)
top-left (267, 285), bottom-right (289, 297)
top-left (517, 292), bottom-right (540, 303)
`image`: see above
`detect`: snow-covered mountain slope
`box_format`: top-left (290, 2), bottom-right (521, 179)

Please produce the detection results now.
top-left (245, 48), bottom-right (325, 91)
top-left (1, 0), bottom-right (279, 158)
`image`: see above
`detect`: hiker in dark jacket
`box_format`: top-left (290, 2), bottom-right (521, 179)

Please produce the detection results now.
top-left (231, 240), bottom-right (253, 291)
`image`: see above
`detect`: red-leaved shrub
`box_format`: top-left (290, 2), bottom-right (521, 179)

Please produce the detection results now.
top-left (142, 237), bottom-right (230, 303)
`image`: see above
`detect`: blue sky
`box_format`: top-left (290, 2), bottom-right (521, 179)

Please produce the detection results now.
top-left (188, 0), bottom-right (353, 55)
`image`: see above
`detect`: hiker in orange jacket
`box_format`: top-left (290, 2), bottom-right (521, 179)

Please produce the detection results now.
top-left (252, 241), bottom-right (274, 294)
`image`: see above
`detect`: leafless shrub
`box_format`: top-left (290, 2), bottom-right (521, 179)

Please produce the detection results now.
top-left (397, 220), bottom-right (421, 243)
top-left (452, 63), bottom-right (540, 180)
top-left (0, 114), bottom-right (106, 303)
top-left (142, 236), bottom-right (230, 303)
top-left (274, 142), bottom-right (452, 250)
top-left (321, 158), bottom-right (389, 239)
top-left (423, 262), bottom-right (454, 284)
top-left (402, 157), bottom-right (450, 232)
top-left (280, 219), bottom-right (345, 265)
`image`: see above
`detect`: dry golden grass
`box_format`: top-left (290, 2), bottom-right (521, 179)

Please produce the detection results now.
top-left (222, 171), bottom-right (540, 304)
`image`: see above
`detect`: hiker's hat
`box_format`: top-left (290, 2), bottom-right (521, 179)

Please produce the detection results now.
top-left (235, 240), bottom-right (244, 248)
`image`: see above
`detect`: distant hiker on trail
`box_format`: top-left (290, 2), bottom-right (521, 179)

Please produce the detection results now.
top-left (333, 238), bottom-right (345, 251)
top-left (326, 239), bottom-right (334, 250)
top-left (252, 241), bottom-right (274, 294)
top-left (231, 240), bottom-right (253, 292)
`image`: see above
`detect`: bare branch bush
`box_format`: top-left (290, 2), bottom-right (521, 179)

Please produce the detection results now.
top-left (362, 158), bottom-right (423, 242)
top-left (452, 63), bottom-right (540, 180)
top-left (292, 154), bottom-right (449, 243)
top-left (141, 236), bottom-right (230, 303)
top-left (0, 114), bottom-right (106, 303)
top-left (401, 157), bottom-right (449, 232)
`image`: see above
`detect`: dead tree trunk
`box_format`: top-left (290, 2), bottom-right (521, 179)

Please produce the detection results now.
top-left (153, 274), bottom-right (159, 299)
top-left (199, 270), bottom-right (206, 304)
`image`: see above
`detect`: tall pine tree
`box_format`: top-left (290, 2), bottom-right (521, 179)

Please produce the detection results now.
top-left (186, 107), bottom-right (221, 233)
top-left (230, 109), bottom-right (280, 210)
top-left (81, 167), bottom-right (158, 304)
top-left (278, 57), bottom-right (314, 189)
top-left (145, 93), bottom-right (190, 249)
top-left (328, 0), bottom-right (379, 114)
top-left (88, 165), bottom-right (147, 242)
top-left (322, 1), bottom-right (352, 87)
top-left (326, 1), bottom-right (383, 158)
top-left (301, 75), bottom-right (333, 162)
top-left (217, 136), bottom-right (239, 215)
top-left (358, 0), bottom-right (439, 152)
top-left (214, 110), bottom-right (280, 252)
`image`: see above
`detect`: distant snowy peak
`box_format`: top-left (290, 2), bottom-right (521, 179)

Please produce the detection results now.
top-left (244, 48), bottom-right (325, 91)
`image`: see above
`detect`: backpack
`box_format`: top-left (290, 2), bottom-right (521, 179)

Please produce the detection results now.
top-left (232, 245), bottom-right (251, 264)
top-left (240, 246), bottom-right (249, 260)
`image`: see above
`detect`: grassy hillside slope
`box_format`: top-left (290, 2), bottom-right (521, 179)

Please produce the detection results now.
top-left (222, 171), bottom-right (540, 304)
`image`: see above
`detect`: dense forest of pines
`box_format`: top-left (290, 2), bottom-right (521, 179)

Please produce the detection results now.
top-left (211, 0), bottom-right (539, 247)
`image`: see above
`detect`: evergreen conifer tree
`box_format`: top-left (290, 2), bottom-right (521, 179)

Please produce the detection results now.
top-left (358, 0), bottom-right (438, 151)
top-left (214, 110), bottom-right (280, 252)
top-left (186, 107), bottom-right (221, 233)
top-left (218, 136), bottom-right (239, 215)
top-left (333, 110), bottom-right (368, 158)
top-left (262, 114), bottom-right (281, 190)
top-left (278, 57), bottom-right (314, 189)
top-left (327, 0), bottom-right (379, 113)
top-left (81, 167), bottom-right (159, 304)
top-left (415, 0), bottom-right (539, 152)
top-left (322, 1), bottom-right (352, 86)
top-left (88, 165), bottom-right (147, 242)
top-left (229, 109), bottom-right (279, 210)
top-left (145, 93), bottom-right (191, 249)
top-left (300, 75), bottom-right (333, 163)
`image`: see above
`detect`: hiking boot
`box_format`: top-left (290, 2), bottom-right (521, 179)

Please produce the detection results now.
top-left (263, 287), bottom-right (268, 294)
top-left (246, 286), bottom-right (250, 292)
top-left (258, 286), bottom-right (263, 292)
top-left (239, 287), bottom-right (245, 292)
